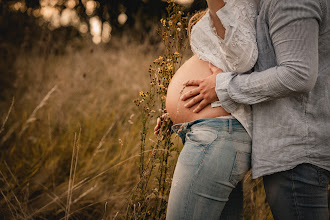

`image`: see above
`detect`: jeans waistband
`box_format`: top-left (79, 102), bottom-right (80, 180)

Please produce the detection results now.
top-left (172, 118), bottom-right (244, 141)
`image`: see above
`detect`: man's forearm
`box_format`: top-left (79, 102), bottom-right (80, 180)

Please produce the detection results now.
top-left (216, 0), bottom-right (320, 110)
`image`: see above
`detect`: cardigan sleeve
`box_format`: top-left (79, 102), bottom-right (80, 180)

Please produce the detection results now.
top-left (216, 0), bottom-right (322, 112)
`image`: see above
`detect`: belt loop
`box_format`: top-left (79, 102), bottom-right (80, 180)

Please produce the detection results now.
top-left (229, 119), bottom-right (232, 134)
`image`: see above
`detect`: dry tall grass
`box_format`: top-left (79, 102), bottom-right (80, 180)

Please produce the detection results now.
top-left (4, 2), bottom-right (327, 219)
top-left (0, 37), bottom-right (163, 219)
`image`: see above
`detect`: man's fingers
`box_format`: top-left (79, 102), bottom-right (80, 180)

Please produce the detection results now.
top-left (184, 95), bottom-right (203, 108)
top-left (180, 88), bottom-right (200, 101)
top-left (184, 79), bottom-right (201, 87)
top-left (193, 100), bottom-right (209, 113)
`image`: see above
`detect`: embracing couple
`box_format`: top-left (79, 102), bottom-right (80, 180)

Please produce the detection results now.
top-left (154, 0), bottom-right (330, 219)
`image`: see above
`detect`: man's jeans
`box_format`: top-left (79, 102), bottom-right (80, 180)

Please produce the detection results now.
top-left (263, 163), bottom-right (330, 220)
top-left (166, 118), bottom-right (251, 220)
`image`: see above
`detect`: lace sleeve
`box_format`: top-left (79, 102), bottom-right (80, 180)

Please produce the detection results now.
top-left (190, 0), bottom-right (258, 73)
top-left (214, 0), bottom-right (258, 73)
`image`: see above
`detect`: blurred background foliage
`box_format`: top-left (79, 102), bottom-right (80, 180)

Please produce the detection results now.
top-left (0, 0), bottom-right (208, 46)
top-left (0, 0), bottom-right (208, 99)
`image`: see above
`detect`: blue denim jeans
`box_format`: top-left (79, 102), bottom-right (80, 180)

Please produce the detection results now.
top-left (166, 118), bottom-right (252, 220)
top-left (263, 163), bottom-right (330, 220)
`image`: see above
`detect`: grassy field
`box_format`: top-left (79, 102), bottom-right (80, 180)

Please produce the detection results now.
top-left (1, 1), bottom-right (329, 219)
top-left (0, 37), bottom-right (276, 219)
top-left (0, 37), bottom-right (171, 219)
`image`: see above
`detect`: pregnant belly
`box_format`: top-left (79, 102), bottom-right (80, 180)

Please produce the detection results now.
top-left (166, 55), bottom-right (230, 124)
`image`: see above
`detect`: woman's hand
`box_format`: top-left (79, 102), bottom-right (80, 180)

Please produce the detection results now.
top-left (154, 111), bottom-right (173, 140)
top-left (154, 111), bottom-right (170, 135)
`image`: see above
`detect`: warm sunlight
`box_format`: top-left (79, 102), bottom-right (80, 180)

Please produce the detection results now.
top-left (86, 0), bottom-right (97, 16)
top-left (9, 0), bottom-right (193, 44)
top-left (90, 16), bottom-right (102, 44)
top-left (102, 21), bottom-right (112, 43)
top-left (3, 1), bottom-right (327, 219)
top-left (175, 0), bottom-right (194, 5)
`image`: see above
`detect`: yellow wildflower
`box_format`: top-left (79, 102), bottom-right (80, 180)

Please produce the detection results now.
top-left (167, 63), bottom-right (173, 70)
top-left (160, 18), bottom-right (166, 26)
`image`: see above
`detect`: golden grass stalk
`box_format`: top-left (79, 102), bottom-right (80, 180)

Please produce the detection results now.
top-left (65, 127), bottom-right (81, 220)
top-left (92, 121), bottom-right (116, 158)
top-left (0, 36), bottom-right (158, 219)
top-left (72, 184), bottom-right (97, 204)
top-left (28, 151), bottom-right (144, 218)
top-left (0, 97), bottom-right (14, 135)
top-left (0, 122), bottom-right (19, 145)
top-left (19, 85), bottom-right (58, 137)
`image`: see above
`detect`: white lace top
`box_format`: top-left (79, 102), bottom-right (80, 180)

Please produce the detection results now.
top-left (190, 0), bottom-right (259, 137)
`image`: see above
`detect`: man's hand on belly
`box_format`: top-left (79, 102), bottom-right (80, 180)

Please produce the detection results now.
top-left (180, 73), bottom-right (219, 113)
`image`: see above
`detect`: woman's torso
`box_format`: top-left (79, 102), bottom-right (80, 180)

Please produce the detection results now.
top-left (166, 55), bottom-right (230, 124)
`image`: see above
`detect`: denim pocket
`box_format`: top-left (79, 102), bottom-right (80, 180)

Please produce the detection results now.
top-left (185, 129), bottom-right (217, 147)
top-left (229, 151), bottom-right (251, 186)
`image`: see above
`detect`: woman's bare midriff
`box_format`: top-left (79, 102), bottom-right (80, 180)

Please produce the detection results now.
top-left (166, 55), bottom-right (230, 124)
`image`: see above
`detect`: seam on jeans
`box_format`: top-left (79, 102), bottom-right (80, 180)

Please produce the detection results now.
top-left (229, 151), bottom-right (251, 185)
top-left (291, 169), bottom-right (301, 220)
top-left (183, 137), bottom-right (217, 219)
top-left (183, 164), bottom-right (198, 219)
top-left (229, 152), bottom-right (238, 186)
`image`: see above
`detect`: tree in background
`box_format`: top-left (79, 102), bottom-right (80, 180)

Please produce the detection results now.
top-left (0, 0), bottom-right (207, 96)
top-left (0, 0), bottom-right (209, 44)
top-left (1, 0), bottom-right (168, 43)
